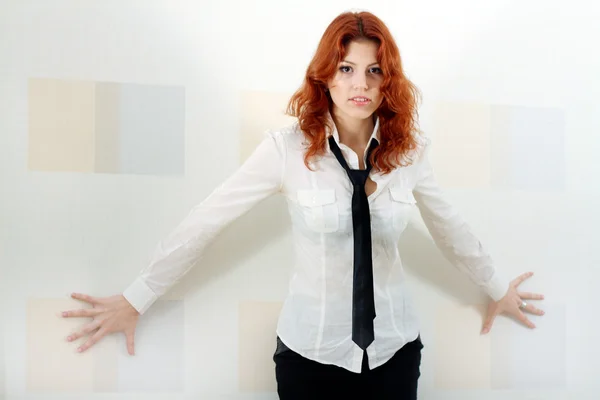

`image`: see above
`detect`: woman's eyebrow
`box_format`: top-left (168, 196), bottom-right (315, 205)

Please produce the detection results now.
top-left (341, 60), bottom-right (379, 67)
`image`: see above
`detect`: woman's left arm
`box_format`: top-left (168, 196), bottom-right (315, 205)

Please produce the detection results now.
top-left (410, 138), bottom-right (545, 334)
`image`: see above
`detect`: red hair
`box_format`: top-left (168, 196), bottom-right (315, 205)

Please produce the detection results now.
top-left (286, 11), bottom-right (423, 174)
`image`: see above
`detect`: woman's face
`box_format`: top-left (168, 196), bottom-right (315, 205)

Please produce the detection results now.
top-left (327, 39), bottom-right (384, 123)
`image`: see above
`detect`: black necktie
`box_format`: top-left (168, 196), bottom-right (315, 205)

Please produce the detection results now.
top-left (328, 135), bottom-right (379, 350)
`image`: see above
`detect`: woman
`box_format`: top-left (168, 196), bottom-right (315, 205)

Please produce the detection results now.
top-left (61, 10), bottom-right (544, 399)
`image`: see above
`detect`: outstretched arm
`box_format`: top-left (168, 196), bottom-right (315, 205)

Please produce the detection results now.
top-left (411, 139), bottom-right (509, 302)
top-left (411, 138), bottom-right (544, 333)
top-left (123, 130), bottom-right (287, 315)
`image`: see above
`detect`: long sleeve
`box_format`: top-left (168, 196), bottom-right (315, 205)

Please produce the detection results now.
top-left (411, 138), bottom-right (510, 301)
top-left (123, 130), bottom-right (287, 314)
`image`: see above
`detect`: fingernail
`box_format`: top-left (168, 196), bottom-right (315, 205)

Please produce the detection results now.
top-left (77, 348), bottom-right (82, 352)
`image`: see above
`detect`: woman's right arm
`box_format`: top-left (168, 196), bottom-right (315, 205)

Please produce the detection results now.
top-left (61, 130), bottom-right (287, 353)
top-left (123, 129), bottom-right (287, 314)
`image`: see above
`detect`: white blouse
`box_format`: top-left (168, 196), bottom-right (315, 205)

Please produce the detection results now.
top-left (122, 115), bottom-right (509, 373)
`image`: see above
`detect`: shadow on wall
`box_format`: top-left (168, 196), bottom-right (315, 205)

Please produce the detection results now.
top-left (167, 193), bottom-right (291, 297)
top-left (399, 215), bottom-right (489, 307)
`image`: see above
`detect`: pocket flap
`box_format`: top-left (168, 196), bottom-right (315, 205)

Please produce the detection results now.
top-left (389, 187), bottom-right (416, 204)
top-left (297, 189), bottom-right (336, 206)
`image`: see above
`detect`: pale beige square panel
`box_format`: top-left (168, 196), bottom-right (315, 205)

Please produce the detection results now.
top-left (239, 91), bottom-right (296, 162)
top-left (431, 101), bottom-right (491, 188)
top-left (94, 82), bottom-right (121, 173)
top-left (238, 300), bottom-right (283, 392)
top-left (28, 78), bottom-right (96, 172)
top-left (434, 303), bottom-right (491, 389)
top-left (26, 298), bottom-right (118, 393)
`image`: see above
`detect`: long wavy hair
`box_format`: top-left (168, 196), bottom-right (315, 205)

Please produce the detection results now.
top-left (286, 11), bottom-right (423, 174)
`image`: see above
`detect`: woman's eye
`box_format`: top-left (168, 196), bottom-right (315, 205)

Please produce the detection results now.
top-left (339, 65), bottom-right (382, 74)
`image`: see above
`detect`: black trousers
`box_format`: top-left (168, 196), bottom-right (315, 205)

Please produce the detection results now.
top-left (273, 336), bottom-right (423, 400)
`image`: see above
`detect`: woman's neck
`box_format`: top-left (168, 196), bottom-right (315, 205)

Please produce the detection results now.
top-left (331, 109), bottom-right (375, 149)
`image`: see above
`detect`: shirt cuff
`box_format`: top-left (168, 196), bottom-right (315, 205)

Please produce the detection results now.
top-left (122, 277), bottom-right (159, 315)
top-left (485, 272), bottom-right (510, 302)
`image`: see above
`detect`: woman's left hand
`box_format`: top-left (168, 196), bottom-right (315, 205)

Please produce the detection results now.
top-left (481, 271), bottom-right (545, 334)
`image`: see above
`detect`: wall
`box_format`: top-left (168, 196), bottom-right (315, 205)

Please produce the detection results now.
top-left (1, 0), bottom-right (599, 399)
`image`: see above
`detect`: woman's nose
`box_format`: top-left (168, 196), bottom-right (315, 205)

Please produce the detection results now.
top-left (352, 73), bottom-right (368, 90)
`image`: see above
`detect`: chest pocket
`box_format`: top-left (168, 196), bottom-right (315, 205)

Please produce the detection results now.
top-left (297, 189), bottom-right (339, 233)
top-left (389, 187), bottom-right (416, 231)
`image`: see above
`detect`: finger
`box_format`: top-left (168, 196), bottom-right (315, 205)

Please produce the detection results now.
top-left (125, 330), bottom-right (135, 356)
top-left (66, 319), bottom-right (101, 342)
top-left (61, 307), bottom-right (102, 318)
top-left (523, 303), bottom-right (545, 316)
top-left (511, 271), bottom-right (534, 287)
top-left (481, 308), bottom-right (497, 334)
top-left (70, 292), bottom-right (99, 305)
top-left (515, 310), bottom-right (536, 329)
top-left (518, 291), bottom-right (544, 300)
top-left (77, 326), bottom-right (107, 353)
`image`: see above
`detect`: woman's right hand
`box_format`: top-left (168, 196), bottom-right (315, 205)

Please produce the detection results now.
top-left (61, 292), bottom-right (141, 355)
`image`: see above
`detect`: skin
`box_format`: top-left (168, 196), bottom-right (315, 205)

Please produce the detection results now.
top-left (60, 40), bottom-right (544, 355)
top-left (482, 271), bottom-right (545, 334)
top-left (61, 293), bottom-right (139, 355)
top-left (327, 39), bottom-right (383, 196)
top-left (327, 38), bottom-right (384, 163)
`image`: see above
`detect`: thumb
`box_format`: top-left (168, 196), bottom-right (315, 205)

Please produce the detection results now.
top-left (126, 330), bottom-right (136, 356)
top-left (481, 305), bottom-right (497, 334)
